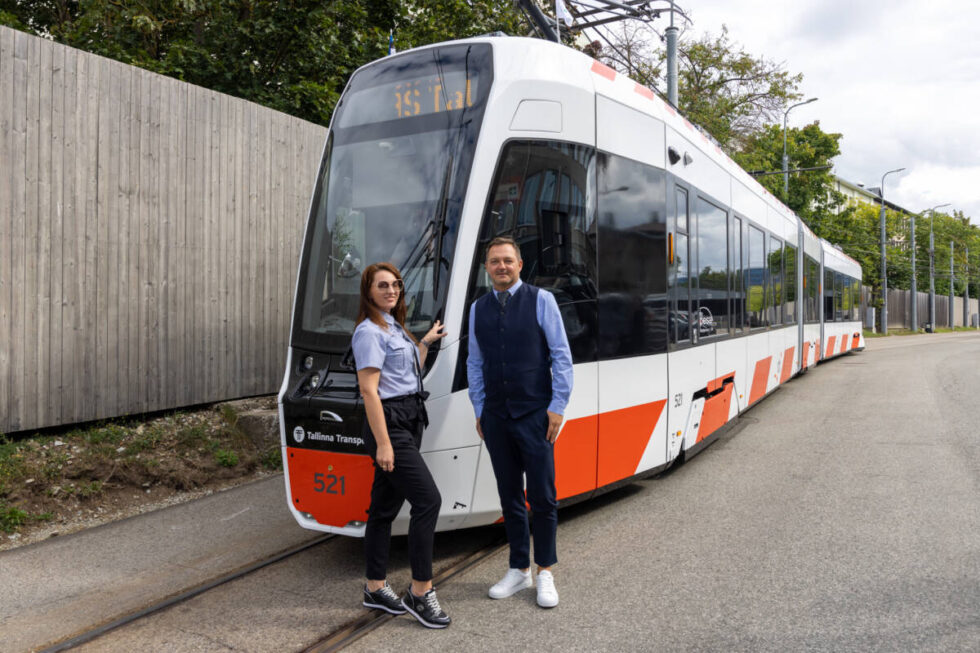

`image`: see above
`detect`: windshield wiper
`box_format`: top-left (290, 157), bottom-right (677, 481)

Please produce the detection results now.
top-left (431, 154), bottom-right (453, 299)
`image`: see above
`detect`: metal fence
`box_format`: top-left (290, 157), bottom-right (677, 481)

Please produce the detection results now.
top-left (0, 26), bottom-right (326, 433)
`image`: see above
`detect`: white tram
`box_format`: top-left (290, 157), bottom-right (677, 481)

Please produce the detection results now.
top-left (278, 36), bottom-right (865, 537)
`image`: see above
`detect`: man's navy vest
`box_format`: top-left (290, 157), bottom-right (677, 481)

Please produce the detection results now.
top-left (474, 283), bottom-right (552, 418)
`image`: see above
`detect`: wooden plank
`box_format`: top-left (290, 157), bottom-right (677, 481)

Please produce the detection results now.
top-left (19, 32), bottom-right (42, 432)
top-left (141, 67), bottom-right (158, 412)
top-left (95, 55), bottom-right (114, 419)
top-left (76, 49), bottom-right (99, 422)
top-left (46, 43), bottom-right (69, 426)
top-left (190, 86), bottom-right (206, 404)
top-left (233, 95), bottom-right (245, 396)
top-left (0, 27), bottom-right (14, 432)
top-left (126, 66), bottom-right (142, 413)
top-left (161, 76), bottom-right (178, 410)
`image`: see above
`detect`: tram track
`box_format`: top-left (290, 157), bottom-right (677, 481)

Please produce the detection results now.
top-left (38, 531), bottom-right (505, 652)
top-left (304, 536), bottom-right (507, 652)
top-left (40, 534), bottom-right (335, 653)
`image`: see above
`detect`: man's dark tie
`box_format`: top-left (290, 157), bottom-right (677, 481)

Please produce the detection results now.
top-left (497, 291), bottom-right (509, 307)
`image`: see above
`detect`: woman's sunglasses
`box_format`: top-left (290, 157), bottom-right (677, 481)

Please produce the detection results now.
top-left (375, 280), bottom-right (403, 291)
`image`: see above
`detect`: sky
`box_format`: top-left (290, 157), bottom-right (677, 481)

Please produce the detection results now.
top-left (574, 0), bottom-right (980, 222)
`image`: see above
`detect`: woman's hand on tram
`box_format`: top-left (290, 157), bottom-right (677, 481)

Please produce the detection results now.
top-left (475, 418), bottom-right (483, 440)
top-left (376, 443), bottom-right (395, 472)
top-left (420, 320), bottom-right (448, 347)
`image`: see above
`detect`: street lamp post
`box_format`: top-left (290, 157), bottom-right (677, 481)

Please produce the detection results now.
top-left (879, 167), bottom-right (905, 334)
top-left (782, 97), bottom-right (818, 198)
top-left (928, 203), bottom-right (950, 331)
top-left (911, 212), bottom-right (918, 331)
top-left (950, 241), bottom-right (955, 328)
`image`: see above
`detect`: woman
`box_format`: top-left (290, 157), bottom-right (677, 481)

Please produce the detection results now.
top-left (351, 262), bottom-right (450, 629)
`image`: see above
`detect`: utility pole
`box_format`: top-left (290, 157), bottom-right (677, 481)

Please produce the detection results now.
top-left (927, 203), bottom-right (949, 331)
top-left (949, 241), bottom-right (955, 328)
top-left (965, 246), bottom-right (970, 327)
top-left (911, 213), bottom-right (918, 331)
top-left (665, 8), bottom-right (678, 107)
top-left (782, 98), bottom-right (818, 198)
top-left (879, 167), bottom-right (905, 334)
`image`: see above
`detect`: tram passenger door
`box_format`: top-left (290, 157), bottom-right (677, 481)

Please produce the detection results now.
top-left (666, 184), bottom-right (715, 460)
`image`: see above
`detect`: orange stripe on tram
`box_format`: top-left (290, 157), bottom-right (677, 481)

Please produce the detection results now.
top-left (697, 373), bottom-right (735, 443)
top-left (553, 415), bottom-right (598, 500)
top-left (780, 346), bottom-right (795, 383)
top-left (826, 335), bottom-right (837, 358)
top-left (852, 333), bottom-right (860, 348)
top-left (802, 341), bottom-right (811, 369)
top-left (597, 400), bottom-right (667, 487)
top-left (749, 356), bottom-right (772, 405)
top-left (591, 60), bottom-right (617, 80)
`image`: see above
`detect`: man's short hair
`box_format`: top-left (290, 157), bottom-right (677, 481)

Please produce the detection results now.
top-left (485, 235), bottom-right (521, 261)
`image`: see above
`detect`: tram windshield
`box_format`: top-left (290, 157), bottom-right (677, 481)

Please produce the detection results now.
top-left (293, 43), bottom-right (492, 353)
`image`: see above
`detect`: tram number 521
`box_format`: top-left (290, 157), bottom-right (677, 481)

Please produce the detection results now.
top-left (313, 473), bottom-right (346, 495)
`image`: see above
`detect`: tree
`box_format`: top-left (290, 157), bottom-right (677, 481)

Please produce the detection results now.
top-left (733, 121), bottom-right (846, 225)
top-left (597, 24), bottom-right (802, 152)
top-left (0, 0), bottom-right (525, 126)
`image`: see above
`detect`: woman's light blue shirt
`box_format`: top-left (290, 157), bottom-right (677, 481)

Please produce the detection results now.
top-left (351, 312), bottom-right (420, 399)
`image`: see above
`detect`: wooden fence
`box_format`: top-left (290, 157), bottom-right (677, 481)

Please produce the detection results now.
top-left (0, 26), bottom-right (327, 433)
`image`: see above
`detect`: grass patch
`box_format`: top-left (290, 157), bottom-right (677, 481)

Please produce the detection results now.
top-left (1, 398), bottom-right (275, 542)
top-left (214, 449), bottom-right (239, 467)
top-left (0, 503), bottom-right (29, 533)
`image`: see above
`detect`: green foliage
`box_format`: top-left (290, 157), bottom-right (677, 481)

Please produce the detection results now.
top-left (260, 446), bottom-right (283, 471)
top-left (214, 449), bottom-right (239, 467)
top-left (734, 122), bottom-right (845, 218)
top-left (0, 0), bottom-right (524, 126)
top-left (0, 503), bottom-right (29, 533)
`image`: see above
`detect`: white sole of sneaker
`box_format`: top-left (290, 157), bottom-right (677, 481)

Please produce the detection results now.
top-left (362, 600), bottom-right (407, 615)
top-left (401, 601), bottom-right (450, 629)
top-left (488, 577), bottom-right (533, 599)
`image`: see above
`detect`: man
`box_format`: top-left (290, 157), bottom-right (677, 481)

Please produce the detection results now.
top-left (466, 236), bottom-right (573, 609)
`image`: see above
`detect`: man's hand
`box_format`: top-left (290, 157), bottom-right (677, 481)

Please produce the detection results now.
top-left (546, 411), bottom-right (563, 443)
top-left (476, 417), bottom-right (484, 440)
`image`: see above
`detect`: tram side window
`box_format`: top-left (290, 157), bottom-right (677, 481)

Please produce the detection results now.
top-left (841, 276), bottom-right (851, 321)
top-left (805, 256), bottom-right (819, 324)
top-left (474, 140), bottom-right (598, 363)
top-left (834, 272), bottom-right (847, 322)
top-left (785, 244), bottom-right (797, 324)
top-left (731, 216), bottom-right (745, 332)
top-left (696, 198), bottom-right (729, 336)
top-left (824, 268), bottom-right (835, 322)
top-left (851, 278), bottom-right (861, 320)
top-left (671, 188), bottom-right (691, 344)
top-left (769, 237), bottom-right (783, 325)
top-left (748, 225), bottom-right (766, 327)
top-left (597, 152), bottom-right (668, 357)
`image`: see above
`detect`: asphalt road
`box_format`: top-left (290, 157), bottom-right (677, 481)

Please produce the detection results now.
top-left (53, 333), bottom-right (980, 651)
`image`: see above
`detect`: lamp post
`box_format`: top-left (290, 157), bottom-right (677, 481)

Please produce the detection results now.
top-left (927, 203), bottom-right (950, 331)
top-left (879, 167), bottom-right (905, 334)
top-left (911, 211), bottom-right (918, 331)
top-left (782, 97), bottom-right (818, 198)
top-left (949, 240), bottom-right (955, 328)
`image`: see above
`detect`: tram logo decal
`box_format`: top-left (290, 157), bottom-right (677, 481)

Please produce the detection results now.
top-left (294, 425), bottom-right (364, 447)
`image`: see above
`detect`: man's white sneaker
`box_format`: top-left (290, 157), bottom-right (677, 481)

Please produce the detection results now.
top-left (488, 568), bottom-right (532, 599)
top-left (536, 570), bottom-right (559, 608)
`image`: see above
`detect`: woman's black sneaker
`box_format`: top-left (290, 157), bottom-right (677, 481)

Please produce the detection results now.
top-left (363, 582), bottom-right (406, 615)
top-left (401, 588), bottom-right (451, 628)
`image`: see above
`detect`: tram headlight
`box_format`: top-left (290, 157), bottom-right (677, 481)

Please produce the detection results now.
top-left (303, 355), bottom-right (314, 370)
top-left (309, 373), bottom-right (321, 390)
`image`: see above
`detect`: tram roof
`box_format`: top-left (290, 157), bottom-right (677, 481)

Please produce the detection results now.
top-left (376, 35), bottom-right (861, 276)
